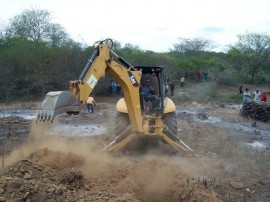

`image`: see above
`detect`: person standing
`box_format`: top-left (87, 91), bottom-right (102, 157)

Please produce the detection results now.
top-left (86, 96), bottom-right (96, 113)
top-left (165, 82), bottom-right (169, 96)
top-left (196, 71), bottom-right (201, 82)
top-left (180, 77), bottom-right (185, 87)
top-left (111, 81), bottom-right (117, 96)
top-left (170, 83), bottom-right (175, 96)
top-left (253, 89), bottom-right (262, 102)
top-left (239, 85), bottom-right (243, 94)
top-left (261, 92), bottom-right (267, 102)
top-left (243, 88), bottom-right (251, 103)
top-left (203, 71), bottom-right (208, 81)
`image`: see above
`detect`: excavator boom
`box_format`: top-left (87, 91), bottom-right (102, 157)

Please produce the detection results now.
top-left (37, 39), bottom-right (143, 132)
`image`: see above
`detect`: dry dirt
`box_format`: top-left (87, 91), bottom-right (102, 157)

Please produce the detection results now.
top-left (0, 98), bottom-right (270, 202)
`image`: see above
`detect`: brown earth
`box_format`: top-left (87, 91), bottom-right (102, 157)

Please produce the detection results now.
top-left (0, 98), bottom-right (270, 202)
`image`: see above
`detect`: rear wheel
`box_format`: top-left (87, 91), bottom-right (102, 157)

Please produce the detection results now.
top-left (162, 112), bottom-right (178, 141)
top-left (115, 112), bottom-right (130, 138)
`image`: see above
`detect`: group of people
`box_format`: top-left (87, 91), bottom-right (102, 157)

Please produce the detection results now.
top-left (110, 80), bottom-right (121, 96)
top-left (164, 83), bottom-right (175, 96)
top-left (241, 86), bottom-right (267, 103)
top-left (195, 71), bottom-right (208, 81)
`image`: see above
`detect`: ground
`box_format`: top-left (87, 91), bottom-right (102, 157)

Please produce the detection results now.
top-left (0, 90), bottom-right (270, 202)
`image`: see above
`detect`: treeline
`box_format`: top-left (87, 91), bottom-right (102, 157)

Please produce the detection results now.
top-left (0, 8), bottom-right (270, 101)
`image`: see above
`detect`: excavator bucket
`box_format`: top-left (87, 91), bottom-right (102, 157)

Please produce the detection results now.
top-left (36, 91), bottom-right (80, 122)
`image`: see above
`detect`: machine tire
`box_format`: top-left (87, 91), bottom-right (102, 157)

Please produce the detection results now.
top-left (115, 112), bottom-right (130, 137)
top-left (162, 112), bottom-right (178, 141)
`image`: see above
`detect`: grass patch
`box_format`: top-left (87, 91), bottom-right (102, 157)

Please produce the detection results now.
top-left (172, 82), bottom-right (255, 105)
top-left (174, 82), bottom-right (218, 104)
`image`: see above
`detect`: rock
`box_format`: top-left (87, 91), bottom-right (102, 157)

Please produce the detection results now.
top-left (84, 184), bottom-right (90, 191)
top-left (2, 177), bottom-right (12, 181)
top-left (55, 187), bottom-right (63, 195)
top-left (198, 112), bottom-right (209, 119)
top-left (23, 192), bottom-right (30, 200)
top-left (19, 168), bottom-right (26, 173)
top-left (16, 172), bottom-right (22, 177)
top-left (0, 196), bottom-right (6, 202)
top-left (12, 177), bottom-right (24, 188)
top-left (47, 187), bottom-right (55, 193)
top-left (0, 188), bottom-right (5, 194)
top-left (23, 173), bottom-right (32, 180)
top-left (33, 184), bottom-right (39, 193)
top-left (230, 182), bottom-right (244, 189)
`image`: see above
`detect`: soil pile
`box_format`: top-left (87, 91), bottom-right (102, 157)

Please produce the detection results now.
top-left (0, 148), bottom-right (221, 202)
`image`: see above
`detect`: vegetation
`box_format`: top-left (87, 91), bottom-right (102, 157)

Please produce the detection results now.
top-left (0, 8), bottom-right (269, 102)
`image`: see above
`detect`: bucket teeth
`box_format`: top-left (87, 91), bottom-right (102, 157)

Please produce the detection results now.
top-left (36, 110), bottom-right (55, 122)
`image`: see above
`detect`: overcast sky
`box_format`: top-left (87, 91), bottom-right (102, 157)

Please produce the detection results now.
top-left (0, 0), bottom-right (270, 52)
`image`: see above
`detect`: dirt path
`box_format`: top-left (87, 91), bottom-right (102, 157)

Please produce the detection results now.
top-left (0, 100), bottom-right (270, 201)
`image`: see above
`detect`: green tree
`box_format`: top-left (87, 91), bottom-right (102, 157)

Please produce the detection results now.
top-left (231, 32), bottom-right (270, 84)
top-left (6, 9), bottom-right (51, 44)
top-left (5, 8), bottom-right (70, 48)
top-left (172, 37), bottom-right (214, 57)
top-left (47, 23), bottom-right (70, 47)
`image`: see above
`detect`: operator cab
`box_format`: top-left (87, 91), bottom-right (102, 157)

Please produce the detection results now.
top-left (133, 66), bottom-right (165, 115)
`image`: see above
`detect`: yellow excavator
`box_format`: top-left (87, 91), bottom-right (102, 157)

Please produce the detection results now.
top-left (37, 39), bottom-right (193, 153)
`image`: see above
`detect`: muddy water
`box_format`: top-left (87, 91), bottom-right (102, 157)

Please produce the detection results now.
top-left (0, 109), bottom-right (36, 120)
top-left (1, 106), bottom-right (270, 149)
top-left (177, 105), bottom-right (270, 151)
top-left (178, 109), bottom-right (270, 135)
top-left (0, 109), bottom-right (107, 137)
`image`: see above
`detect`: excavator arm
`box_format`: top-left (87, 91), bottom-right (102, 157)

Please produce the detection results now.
top-left (37, 39), bottom-right (143, 133)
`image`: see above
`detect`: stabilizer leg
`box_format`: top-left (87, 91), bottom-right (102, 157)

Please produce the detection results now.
top-left (103, 126), bottom-right (136, 152)
top-left (161, 126), bottom-right (194, 155)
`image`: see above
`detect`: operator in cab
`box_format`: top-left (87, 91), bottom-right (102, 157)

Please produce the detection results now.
top-left (141, 79), bottom-right (159, 109)
top-left (141, 79), bottom-right (155, 96)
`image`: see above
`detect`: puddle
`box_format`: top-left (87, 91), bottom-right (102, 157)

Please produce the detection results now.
top-left (177, 107), bottom-right (270, 151)
top-left (0, 109), bottom-right (36, 120)
top-left (1, 107), bottom-right (269, 146)
top-left (247, 141), bottom-right (267, 149)
top-left (0, 109), bottom-right (107, 137)
top-left (177, 109), bottom-right (270, 135)
top-left (224, 104), bottom-right (242, 110)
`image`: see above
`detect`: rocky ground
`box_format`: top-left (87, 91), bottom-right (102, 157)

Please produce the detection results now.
top-left (0, 99), bottom-right (270, 202)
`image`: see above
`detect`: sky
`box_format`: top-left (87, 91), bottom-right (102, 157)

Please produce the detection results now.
top-left (0, 0), bottom-right (270, 52)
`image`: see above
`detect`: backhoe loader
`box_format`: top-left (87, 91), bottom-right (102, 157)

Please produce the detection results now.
top-left (37, 39), bottom-right (193, 153)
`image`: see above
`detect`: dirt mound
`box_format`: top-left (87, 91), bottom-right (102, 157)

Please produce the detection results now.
top-left (0, 148), bottom-right (221, 201)
top-left (28, 147), bottom-right (85, 170)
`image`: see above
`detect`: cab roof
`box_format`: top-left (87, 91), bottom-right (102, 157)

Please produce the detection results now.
top-left (133, 66), bottom-right (164, 74)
